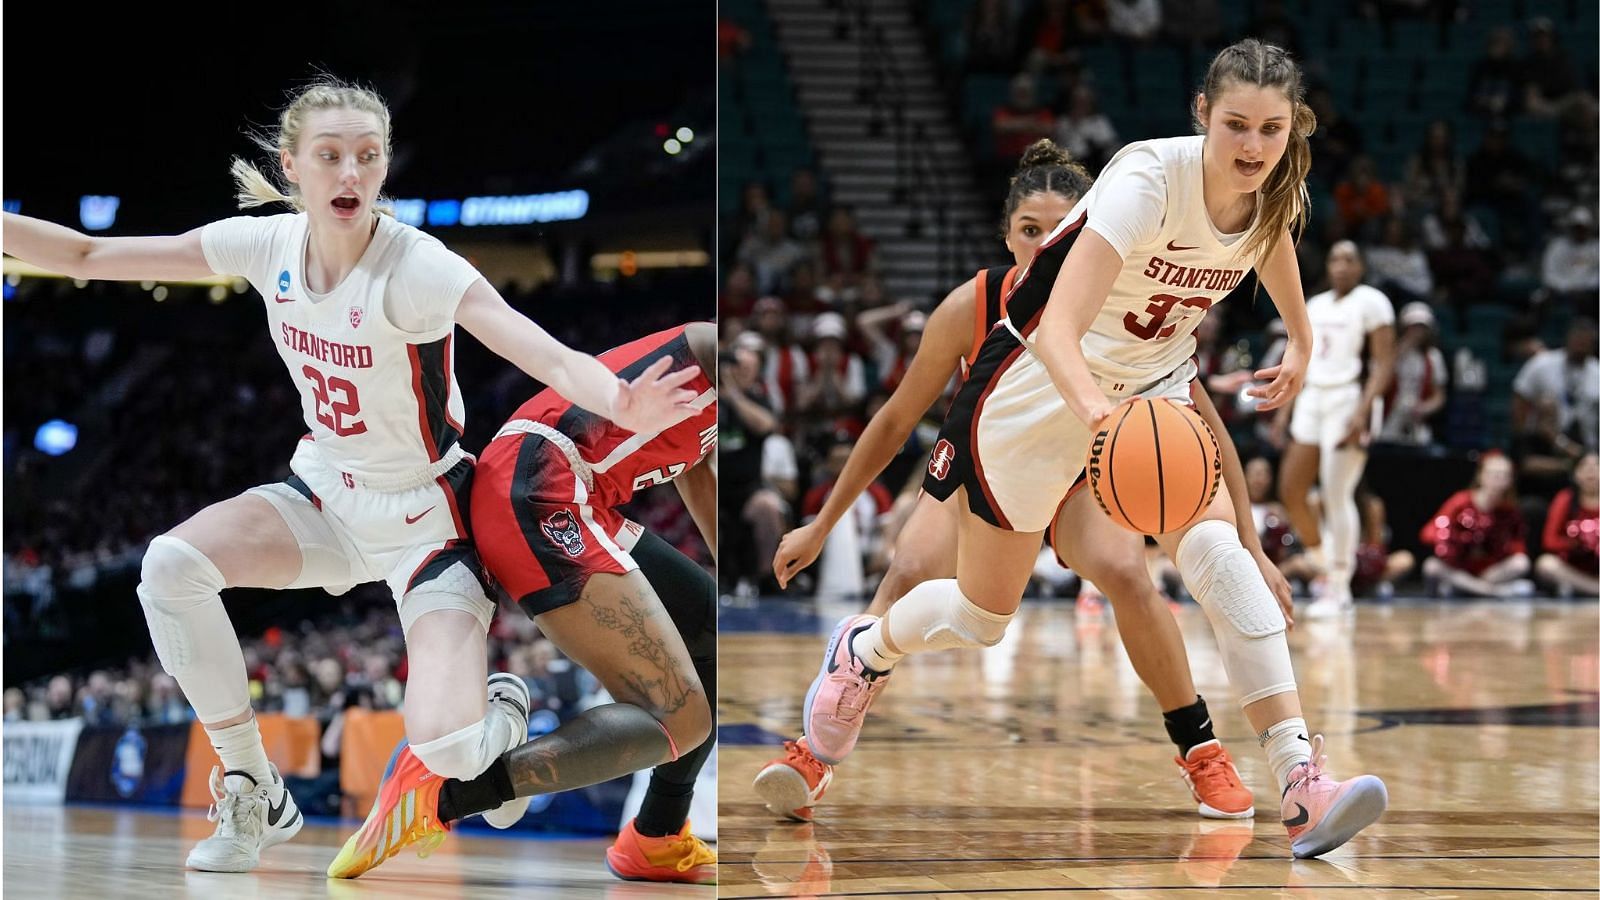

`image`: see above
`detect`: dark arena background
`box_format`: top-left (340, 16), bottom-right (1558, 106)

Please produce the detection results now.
top-left (3, 4), bottom-right (715, 897)
top-left (716, 0), bottom-right (1599, 896)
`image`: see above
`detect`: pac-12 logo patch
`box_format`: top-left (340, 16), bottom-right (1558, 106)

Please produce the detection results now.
top-left (541, 510), bottom-right (586, 557)
top-left (349, 307), bottom-right (364, 329)
top-left (928, 439), bottom-right (956, 481)
top-left (278, 270), bottom-right (292, 293)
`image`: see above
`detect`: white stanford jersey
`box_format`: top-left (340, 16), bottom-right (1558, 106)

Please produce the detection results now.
top-left (1012, 136), bottom-right (1261, 385)
top-left (1303, 284), bottom-right (1395, 387)
top-left (203, 213), bottom-right (481, 479)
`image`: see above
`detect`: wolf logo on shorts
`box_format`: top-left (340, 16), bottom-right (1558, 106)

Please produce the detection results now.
top-left (928, 439), bottom-right (956, 481)
top-left (541, 510), bottom-right (586, 558)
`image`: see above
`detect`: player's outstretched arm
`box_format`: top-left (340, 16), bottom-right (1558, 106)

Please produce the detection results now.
top-left (455, 279), bottom-right (699, 434)
top-left (1250, 231), bottom-right (1312, 413)
top-left (2, 212), bottom-right (214, 283)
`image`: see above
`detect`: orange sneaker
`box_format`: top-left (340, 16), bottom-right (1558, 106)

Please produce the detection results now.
top-left (326, 743), bottom-right (451, 879)
top-left (753, 738), bottom-right (834, 822)
top-left (1176, 740), bottom-right (1255, 819)
top-left (604, 818), bottom-right (717, 884)
top-left (1176, 820), bottom-right (1256, 887)
top-left (753, 822), bottom-right (833, 896)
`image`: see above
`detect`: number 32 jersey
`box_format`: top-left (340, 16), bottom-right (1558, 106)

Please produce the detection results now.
top-left (1008, 135), bottom-right (1262, 384)
top-left (202, 213), bottom-right (481, 479)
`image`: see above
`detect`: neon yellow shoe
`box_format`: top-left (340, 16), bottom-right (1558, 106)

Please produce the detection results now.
top-left (327, 743), bottom-right (451, 879)
top-left (604, 818), bottom-right (717, 884)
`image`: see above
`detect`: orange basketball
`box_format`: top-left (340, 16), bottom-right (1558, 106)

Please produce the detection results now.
top-left (1086, 397), bottom-right (1221, 535)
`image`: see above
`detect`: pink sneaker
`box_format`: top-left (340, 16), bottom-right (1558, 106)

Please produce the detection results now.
top-left (802, 615), bottom-right (891, 764)
top-left (1280, 735), bottom-right (1388, 858)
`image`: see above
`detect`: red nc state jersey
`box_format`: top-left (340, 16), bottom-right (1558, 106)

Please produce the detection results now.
top-left (503, 324), bottom-right (716, 509)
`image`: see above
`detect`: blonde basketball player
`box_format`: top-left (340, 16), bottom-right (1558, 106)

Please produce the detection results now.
top-left (760, 140), bottom-right (1293, 824)
top-left (797, 41), bottom-right (1388, 859)
top-left (1, 78), bottom-right (700, 873)
top-left (1273, 241), bottom-right (1396, 618)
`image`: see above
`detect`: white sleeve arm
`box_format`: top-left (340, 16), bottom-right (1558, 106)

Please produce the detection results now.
top-left (387, 238), bottom-right (483, 335)
top-left (1080, 147), bottom-right (1166, 259)
top-left (200, 216), bottom-right (276, 278)
top-left (1366, 288), bottom-right (1396, 332)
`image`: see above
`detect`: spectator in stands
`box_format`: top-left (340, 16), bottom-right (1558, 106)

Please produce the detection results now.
top-left (1365, 217), bottom-right (1433, 305)
top-left (1378, 302), bottom-right (1450, 446)
top-left (1426, 195), bottom-right (1499, 306)
top-left (991, 73), bottom-right (1056, 161)
top-left (1464, 121), bottom-right (1541, 255)
top-left (736, 181), bottom-right (774, 244)
top-left (797, 312), bottom-right (868, 422)
top-left (1354, 489), bottom-right (1415, 600)
top-left (1333, 156), bottom-right (1391, 238)
top-left (750, 297), bottom-right (810, 415)
top-left (1540, 207), bottom-right (1600, 312)
top-left (787, 168), bottom-right (827, 244)
top-left (1402, 119), bottom-right (1465, 218)
top-left (719, 18), bottom-right (753, 60)
top-left (965, 0), bottom-right (1020, 74)
top-left (721, 262), bottom-right (760, 320)
top-left (1512, 318), bottom-right (1600, 489)
top-left (818, 206), bottom-right (877, 289)
top-left (46, 674), bottom-right (74, 720)
top-left (738, 210), bottom-right (807, 295)
top-left (1520, 18), bottom-right (1582, 119)
top-left (1466, 26), bottom-right (1522, 118)
top-left (1535, 452), bottom-right (1600, 597)
top-left (1421, 452), bottom-right (1533, 598)
top-left (1106, 0), bottom-right (1161, 44)
top-left (1022, 0), bottom-right (1095, 72)
top-left (1053, 84), bottom-right (1119, 172)
top-left (858, 302), bottom-right (927, 392)
top-left (801, 437), bottom-right (896, 599)
top-left (4, 688), bottom-right (24, 722)
top-left (785, 259), bottom-right (830, 314)
top-left (719, 338), bottom-right (791, 593)
top-left (1421, 190), bottom-right (1491, 251)
top-left (1307, 86), bottom-right (1364, 186)
top-left (1503, 315), bottom-right (1548, 367)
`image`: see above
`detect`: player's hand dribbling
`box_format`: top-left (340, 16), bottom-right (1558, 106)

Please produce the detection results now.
top-left (773, 523), bottom-right (826, 589)
top-left (1249, 342), bottom-right (1308, 412)
top-left (611, 357), bottom-right (701, 434)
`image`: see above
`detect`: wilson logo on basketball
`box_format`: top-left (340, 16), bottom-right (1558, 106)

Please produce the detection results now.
top-left (928, 439), bottom-right (956, 481)
top-left (541, 510), bottom-right (586, 558)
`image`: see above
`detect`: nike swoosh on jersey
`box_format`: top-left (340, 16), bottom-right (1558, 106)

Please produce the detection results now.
top-left (405, 507), bottom-right (436, 525)
top-left (1166, 241), bottom-right (1200, 252)
top-left (274, 294), bottom-right (294, 303)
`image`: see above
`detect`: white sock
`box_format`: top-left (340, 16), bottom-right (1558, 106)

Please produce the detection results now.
top-left (850, 620), bottom-right (902, 673)
top-left (206, 717), bottom-right (276, 793)
top-left (1303, 544), bottom-right (1325, 573)
top-left (1258, 717), bottom-right (1312, 791)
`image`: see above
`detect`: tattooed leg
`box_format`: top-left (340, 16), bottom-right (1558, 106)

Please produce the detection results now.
top-left (435, 570), bottom-right (711, 821)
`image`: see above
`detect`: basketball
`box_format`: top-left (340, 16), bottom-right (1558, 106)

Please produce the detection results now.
top-left (1087, 397), bottom-right (1221, 535)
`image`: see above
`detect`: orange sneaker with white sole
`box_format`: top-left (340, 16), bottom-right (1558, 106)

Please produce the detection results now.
top-left (753, 738), bottom-right (834, 822)
top-left (1176, 740), bottom-right (1256, 819)
top-left (604, 818), bottom-right (717, 884)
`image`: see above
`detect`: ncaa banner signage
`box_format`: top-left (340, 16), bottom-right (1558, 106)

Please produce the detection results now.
top-left (3, 718), bottom-right (86, 803)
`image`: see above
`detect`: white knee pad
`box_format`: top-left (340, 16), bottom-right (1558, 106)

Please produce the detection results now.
top-left (410, 716), bottom-right (513, 781)
top-left (887, 579), bottom-right (1014, 651)
top-left (137, 535), bottom-right (251, 722)
top-left (1176, 520), bottom-right (1297, 706)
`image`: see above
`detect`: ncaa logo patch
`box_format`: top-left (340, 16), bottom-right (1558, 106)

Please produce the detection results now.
top-left (541, 510), bottom-right (586, 558)
top-left (349, 307), bottom-right (364, 329)
top-left (928, 439), bottom-right (956, 481)
top-left (278, 270), bottom-right (292, 293)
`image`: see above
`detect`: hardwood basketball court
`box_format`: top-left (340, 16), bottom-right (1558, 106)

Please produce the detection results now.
top-left (718, 599), bottom-right (1599, 896)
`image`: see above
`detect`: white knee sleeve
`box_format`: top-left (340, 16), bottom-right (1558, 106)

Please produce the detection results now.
top-left (137, 536), bottom-right (252, 723)
top-left (410, 714), bottom-right (517, 781)
top-left (1176, 520), bottom-right (1297, 706)
top-left (886, 579), bottom-right (1014, 652)
top-left (399, 562), bottom-right (496, 636)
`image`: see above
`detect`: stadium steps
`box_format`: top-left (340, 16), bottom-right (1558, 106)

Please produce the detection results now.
top-left (767, 0), bottom-right (993, 303)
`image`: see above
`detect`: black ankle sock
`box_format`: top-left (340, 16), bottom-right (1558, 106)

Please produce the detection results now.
top-left (1162, 695), bottom-right (1216, 758)
top-left (436, 759), bottom-right (517, 824)
top-left (634, 777), bottom-right (696, 838)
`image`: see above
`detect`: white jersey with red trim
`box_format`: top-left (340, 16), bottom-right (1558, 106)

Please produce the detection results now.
top-left (1014, 135), bottom-right (1262, 385)
top-left (202, 213), bottom-right (480, 479)
top-left (1303, 283), bottom-right (1395, 387)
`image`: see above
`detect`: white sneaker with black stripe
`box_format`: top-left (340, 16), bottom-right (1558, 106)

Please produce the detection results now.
top-left (186, 763), bottom-right (302, 872)
top-left (482, 672), bottom-right (532, 828)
